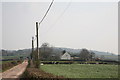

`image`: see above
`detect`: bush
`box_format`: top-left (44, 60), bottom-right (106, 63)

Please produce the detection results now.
top-left (2, 60), bottom-right (23, 72)
top-left (17, 60), bottom-right (23, 63)
top-left (2, 63), bottom-right (14, 71)
top-left (27, 60), bottom-right (31, 67)
top-left (11, 61), bottom-right (18, 65)
top-left (35, 60), bottom-right (40, 68)
top-left (22, 68), bottom-right (64, 79)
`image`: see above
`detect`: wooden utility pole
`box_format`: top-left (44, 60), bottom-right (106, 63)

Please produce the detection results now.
top-left (36, 22), bottom-right (39, 60)
top-left (36, 22), bottom-right (40, 68)
top-left (32, 37), bottom-right (34, 60)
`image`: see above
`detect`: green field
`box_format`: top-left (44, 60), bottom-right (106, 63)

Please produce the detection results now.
top-left (2, 54), bottom-right (28, 60)
top-left (2, 61), bottom-right (14, 64)
top-left (41, 64), bottom-right (118, 78)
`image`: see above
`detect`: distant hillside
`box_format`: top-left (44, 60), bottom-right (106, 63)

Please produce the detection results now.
top-left (1, 47), bottom-right (118, 61)
top-left (92, 50), bottom-right (116, 56)
top-left (51, 47), bottom-right (118, 61)
top-left (1, 49), bottom-right (31, 60)
top-left (91, 50), bottom-right (118, 61)
top-left (53, 47), bottom-right (117, 55)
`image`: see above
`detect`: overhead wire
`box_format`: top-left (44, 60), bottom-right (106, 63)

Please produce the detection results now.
top-left (38, 0), bottom-right (54, 28)
top-left (32, 0), bottom-right (54, 42)
top-left (41, 1), bottom-right (71, 39)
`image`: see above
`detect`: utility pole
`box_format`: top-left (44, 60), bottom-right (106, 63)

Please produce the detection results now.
top-left (32, 37), bottom-right (34, 60)
top-left (36, 22), bottom-right (40, 68)
top-left (33, 0), bottom-right (54, 68)
top-left (36, 22), bottom-right (39, 60)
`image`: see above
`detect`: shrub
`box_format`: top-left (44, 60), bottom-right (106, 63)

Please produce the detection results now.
top-left (2, 60), bottom-right (23, 72)
top-left (11, 61), bottom-right (18, 65)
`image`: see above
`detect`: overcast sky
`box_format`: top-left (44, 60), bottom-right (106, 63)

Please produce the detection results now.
top-left (1, 1), bottom-right (118, 54)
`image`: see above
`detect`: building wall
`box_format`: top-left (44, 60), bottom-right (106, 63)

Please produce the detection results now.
top-left (61, 52), bottom-right (71, 60)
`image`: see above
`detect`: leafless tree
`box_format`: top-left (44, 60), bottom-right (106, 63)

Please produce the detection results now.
top-left (40, 43), bottom-right (53, 60)
top-left (79, 49), bottom-right (95, 61)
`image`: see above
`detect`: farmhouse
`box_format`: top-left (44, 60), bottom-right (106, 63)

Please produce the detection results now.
top-left (60, 51), bottom-right (71, 60)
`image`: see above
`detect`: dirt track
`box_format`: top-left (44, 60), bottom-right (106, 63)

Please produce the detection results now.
top-left (2, 60), bottom-right (28, 78)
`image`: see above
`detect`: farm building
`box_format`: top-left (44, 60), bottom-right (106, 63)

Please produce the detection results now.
top-left (60, 52), bottom-right (71, 60)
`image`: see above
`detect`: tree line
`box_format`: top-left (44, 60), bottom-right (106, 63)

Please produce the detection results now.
top-left (32, 43), bottom-right (96, 61)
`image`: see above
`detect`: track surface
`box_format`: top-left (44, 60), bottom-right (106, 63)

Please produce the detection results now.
top-left (2, 60), bottom-right (28, 78)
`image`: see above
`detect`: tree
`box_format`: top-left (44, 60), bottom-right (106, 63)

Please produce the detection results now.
top-left (20, 56), bottom-right (23, 60)
top-left (79, 49), bottom-right (91, 61)
top-left (62, 50), bottom-right (66, 54)
top-left (40, 43), bottom-right (53, 60)
top-left (89, 51), bottom-right (95, 61)
top-left (41, 43), bottom-right (49, 47)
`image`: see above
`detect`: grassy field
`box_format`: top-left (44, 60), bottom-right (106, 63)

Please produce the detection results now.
top-left (41, 64), bottom-right (118, 78)
top-left (2, 54), bottom-right (27, 60)
top-left (2, 61), bottom-right (14, 64)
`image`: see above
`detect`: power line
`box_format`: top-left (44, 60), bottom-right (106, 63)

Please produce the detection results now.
top-left (33, 0), bottom-right (54, 42)
top-left (40, 1), bottom-right (71, 39)
top-left (38, 0), bottom-right (54, 27)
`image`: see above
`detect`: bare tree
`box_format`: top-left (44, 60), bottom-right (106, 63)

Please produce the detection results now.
top-left (79, 48), bottom-right (90, 61)
top-left (79, 49), bottom-right (96, 61)
top-left (40, 43), bottom-right (53, 60)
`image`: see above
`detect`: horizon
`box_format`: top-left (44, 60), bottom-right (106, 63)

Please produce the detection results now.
top-left (1, 1), bottom-right (118, 55)
top-left (1, 46), bottom-right (118, 55)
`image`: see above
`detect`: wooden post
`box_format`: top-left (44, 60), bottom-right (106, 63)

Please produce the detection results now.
top-left (36, 22), bottom-right (40, 68)
top-left (32, 37), bottom-right (34, 60)
top-left (36, 22), bottom-right (39, 60)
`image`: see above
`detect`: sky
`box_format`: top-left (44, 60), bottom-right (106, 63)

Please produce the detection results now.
top-left (0, 2), bottom-right (2, 50)
top-left (1, 0), bottom-right (118, 54)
